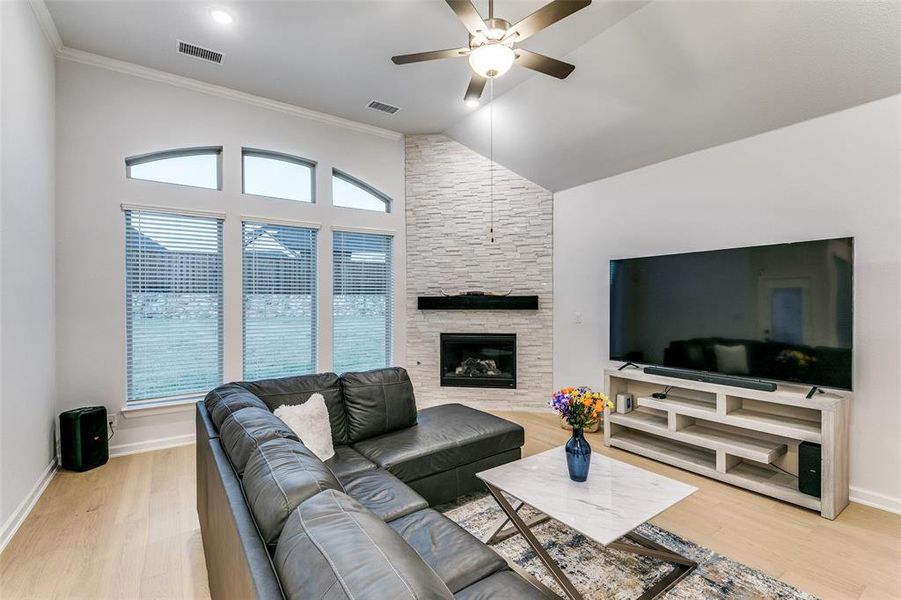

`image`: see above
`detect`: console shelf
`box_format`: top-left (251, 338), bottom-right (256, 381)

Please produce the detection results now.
top-left (609, 429), bottom-right (821, 511)
top-left (604, 368), bottom-right (850, 519)
top-left (608, 411), bottom-right (787, 463)
top-left (637, 395), bottom-right (822, 443)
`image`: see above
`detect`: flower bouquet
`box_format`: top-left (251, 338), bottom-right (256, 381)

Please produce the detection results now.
top-left (550, 386), bottom-right (612, 433)
top-left (549, 387), bottom-right (612, 481)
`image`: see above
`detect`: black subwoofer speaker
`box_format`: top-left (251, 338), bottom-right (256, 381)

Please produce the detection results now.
top-left (60, 406), bottom-right (109, 471)
top-left (798, 441), bottom-right (822, 498)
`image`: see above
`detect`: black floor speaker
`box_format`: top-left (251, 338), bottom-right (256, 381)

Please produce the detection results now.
top-left (798, 441), bottom-right (822, 498)
top-left (60, 406), bottom-right (109, 471)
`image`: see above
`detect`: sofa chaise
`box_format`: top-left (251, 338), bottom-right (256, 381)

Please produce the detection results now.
top-left (196, 367), bottom-right (546, 599)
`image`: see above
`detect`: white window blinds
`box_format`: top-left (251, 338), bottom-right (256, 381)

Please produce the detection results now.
top-left (125, 210), bottom-right (223, 401)
top-left (332, 231), bottom-right (393, 373)
top-left (243, 222), bottom-right (318, 380)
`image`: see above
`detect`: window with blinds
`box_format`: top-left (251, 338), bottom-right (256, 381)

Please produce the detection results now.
top-left (332, 231), bottom-right (393, 373)
top-left (243, 222), bottom-right (318, 380)
top-left (125, 210), bottom-right (223, 402)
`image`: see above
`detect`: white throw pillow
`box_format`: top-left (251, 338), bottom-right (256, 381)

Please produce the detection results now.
top-left (274, 394), bottom-right (335, 461)
top-left (713, 343), bottom-right (750, 375)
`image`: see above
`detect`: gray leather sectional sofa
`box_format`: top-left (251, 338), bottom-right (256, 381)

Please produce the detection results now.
top-left (196, 367), bottom-right (547, 599)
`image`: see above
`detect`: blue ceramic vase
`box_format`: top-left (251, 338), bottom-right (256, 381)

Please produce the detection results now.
top-left (565, 427), bottom-right (591, 482)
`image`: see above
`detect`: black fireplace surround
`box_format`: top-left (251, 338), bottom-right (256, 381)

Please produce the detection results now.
top-left (440, 333), bottom-right (516, 389)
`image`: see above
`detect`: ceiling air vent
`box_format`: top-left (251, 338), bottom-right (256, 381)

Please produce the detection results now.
top-left (367, 100), bottom-right (400, 115)
top-left (177, 40), bottom-right (224, 64)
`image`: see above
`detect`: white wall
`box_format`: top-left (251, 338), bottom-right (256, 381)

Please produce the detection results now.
top-left (554, 95), bottom-right (901, 512)
top-left (55, 59), bottom-right (406, 454)
top-left (0, 1), bottom-right (58, 542)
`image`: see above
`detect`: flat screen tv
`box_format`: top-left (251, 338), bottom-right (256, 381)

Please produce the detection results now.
top-left (609, 238), bottom-right (853, 390)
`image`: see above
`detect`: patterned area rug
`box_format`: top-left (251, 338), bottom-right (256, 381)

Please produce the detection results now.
top-left (438, 494), bottom-right (816, 600)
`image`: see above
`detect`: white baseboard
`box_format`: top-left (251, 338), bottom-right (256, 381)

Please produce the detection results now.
top-left (849, 486), bottom-right (901, 515)
top-left (0, 459), bottom-right (57, 554)
top-left (109, 433), bottom-right (196, 457)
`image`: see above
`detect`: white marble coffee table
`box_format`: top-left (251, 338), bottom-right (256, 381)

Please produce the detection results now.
top-left (477, 446), bottom-right (698, 600)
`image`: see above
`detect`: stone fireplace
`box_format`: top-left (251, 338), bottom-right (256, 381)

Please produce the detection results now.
top-left (405, 134), bottom-right (553, 411)
top-left (440, 333), bottom-right (516, 389)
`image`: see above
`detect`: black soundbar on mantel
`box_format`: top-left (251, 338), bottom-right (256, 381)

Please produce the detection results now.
top-left (417, 295), bottom-right (538, 310)
top-left (643, 366), bottom-right (778, 392)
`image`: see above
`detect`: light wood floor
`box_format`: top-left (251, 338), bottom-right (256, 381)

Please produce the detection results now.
top-left (1, 412), bottom-right (899, 600)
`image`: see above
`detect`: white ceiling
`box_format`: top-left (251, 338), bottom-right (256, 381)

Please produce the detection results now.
top-left (45, 0), bottom-right (644, 135)
top-left (46, 0), bottom-right (901, 192)
top-left (448, 0), bottom-right (901, 190)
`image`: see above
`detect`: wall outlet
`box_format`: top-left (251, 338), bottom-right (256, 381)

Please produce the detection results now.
top-left (107, 413), bottom-right (118, 431)
top-left (574, 311), bottom-right (583, 324)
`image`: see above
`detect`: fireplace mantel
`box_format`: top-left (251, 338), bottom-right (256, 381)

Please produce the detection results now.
top-left (417, 295), bottom-right (538, 310)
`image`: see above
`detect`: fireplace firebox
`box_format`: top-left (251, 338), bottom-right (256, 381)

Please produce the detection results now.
top-left (440, 333), bottom-right (516, 389)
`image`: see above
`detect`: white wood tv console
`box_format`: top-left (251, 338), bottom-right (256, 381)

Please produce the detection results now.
top-left (603, 367), bottom-right (850, 519)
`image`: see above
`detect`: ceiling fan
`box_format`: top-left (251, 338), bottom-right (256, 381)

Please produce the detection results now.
top-left (391, 0), bottom-right (591, 105)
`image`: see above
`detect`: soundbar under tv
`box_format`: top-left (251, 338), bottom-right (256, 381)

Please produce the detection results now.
top-left (609, 237), bottom-right (853, 391)
top-left (643, 366), bottom-right (777, 392)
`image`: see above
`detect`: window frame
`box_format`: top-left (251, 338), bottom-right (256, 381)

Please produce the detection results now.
top-left (331, 229), bottom-right (395, 373)
top-left (241, 220), bottom-right (320, 380)
top-left (125, 146), bottom-right (223, 190)
top-left (332, 168), bottom-right (392, 213)
top-left (124, 208), bottom-right (225, 404)
top-left (241, 148), bottom-right (317, 203)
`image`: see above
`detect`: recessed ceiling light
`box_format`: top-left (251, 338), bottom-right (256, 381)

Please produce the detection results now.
top-left (209, 8), bottom-right (233, 25)
top-left (465, 99), bottom-right (480, 108)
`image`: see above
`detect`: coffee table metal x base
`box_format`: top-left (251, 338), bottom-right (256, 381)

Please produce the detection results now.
top-left (482, 483), bottom-right (697, 600)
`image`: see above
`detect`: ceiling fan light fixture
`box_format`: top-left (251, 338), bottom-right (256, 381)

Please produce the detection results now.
top-left (468, 43), bottom-right (515, 78)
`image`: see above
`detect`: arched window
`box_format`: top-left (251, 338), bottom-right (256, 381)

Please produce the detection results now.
top-left (332, 169), bottom-right (391, 213)
top-left (126, 147), bottom-right (222, 190)
top-left (242, 148), bottom-right (315, 202)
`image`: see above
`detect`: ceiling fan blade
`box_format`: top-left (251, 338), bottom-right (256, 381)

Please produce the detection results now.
top-left (392, 48), bottom-right (470, 65)
top-left (446, 0), bottom-right (486, 36)
top-left (515, 49), bottom-right (575, 79)
top-left (464, 74), bottom-right (487, 103)
top-left (504, 0), bottom-right (591, 42)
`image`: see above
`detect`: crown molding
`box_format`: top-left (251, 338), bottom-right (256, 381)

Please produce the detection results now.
top-left (53, 49), bottom-right (404, 142)
top-left (28, 0), bottom-right (63, 52)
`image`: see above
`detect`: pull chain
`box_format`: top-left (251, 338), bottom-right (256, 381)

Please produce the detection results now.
top-left (489, 77), bottom-right (495, 243)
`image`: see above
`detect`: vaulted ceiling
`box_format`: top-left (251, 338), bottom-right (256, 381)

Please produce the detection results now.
top-left (447, 1), bottom-right (901, 191)
top-left (46, 0), bottom-right (901, 191)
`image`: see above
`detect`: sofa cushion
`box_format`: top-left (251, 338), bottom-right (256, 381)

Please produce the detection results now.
top-left (273, 490), bottom-right (454, 600)
top-left (340, 367), bottom-right (417, 443)
top-left (324, 445), bottom-right (377, 479)
top-left (453, 570), bottom-right (547, 600)
top-left (219, 407), bottom-right (299, 476)
top-left (351, 404), bottom-right (525, 482)
top-left (340, 469), bottom-right (428, 522)
top-left (389, 509), bottom-right (507, 593)
top-left (205, 384), bottom-right (269, 430)
top-left (243, 438), bottom-right (344, 547)
top-left (238, 373), bottom-right (348, 444)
